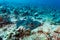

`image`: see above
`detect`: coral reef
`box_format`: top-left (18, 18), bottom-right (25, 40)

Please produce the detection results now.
top-left (0, 4), bottom-right (60, 40)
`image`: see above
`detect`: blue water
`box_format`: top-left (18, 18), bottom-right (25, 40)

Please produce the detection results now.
top-left (0, 0), bottom-right (60, 9)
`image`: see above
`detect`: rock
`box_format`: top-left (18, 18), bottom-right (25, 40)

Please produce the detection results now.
top-left (25, 29), bottom-right (31, 36)
top-left (1, 7), bottom-right (7, 13)
top-left (0, 37), bottom-right (2, 40)
top-left (0, 17), bottom-right (3, 22)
